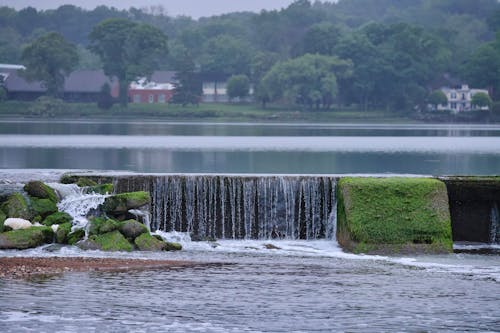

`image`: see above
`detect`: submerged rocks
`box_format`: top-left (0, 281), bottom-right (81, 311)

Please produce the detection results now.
top-left (134, 233), bottom-right (166, 251)
top-left (86, 231), bottom-right (134, 252)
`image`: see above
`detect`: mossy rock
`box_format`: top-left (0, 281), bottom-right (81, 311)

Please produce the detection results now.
top-left (165, 242), bottom-right (182, 251)
top-left (67, 229), bottom-right (85, 245)
top-left (76, 178), bottom-right (97, 187)
top-left (102, 191), bottom-right (150, 215)
top-left (1, 193), bottom-right (32, 220)
top-left (0, 210), bottom-right (6, 233)
top-left (119, 220), bottom-right (148, 240)
top-left (30, 197), bottom-right (58, 219)
top-left (0, 226), bottom-right (54, 250)
top-left (337, 177), bottom-right (453, 254)
top-left (88, 217), bottom-right (120, 236)
top-left (134, 233), bottom-right (166, 251)
top-left (55, 222), bottom-right (72, 243)
top-left (43, 212), bottom-right (72, 226)
top-left (60, 174), bottom-right (79, 184)
top-left (86, 183), bottom-right (114, 195)
top-left (89, 231), bottom-right (134, 252)
top-left (23, 181), bottom-right (58, 203)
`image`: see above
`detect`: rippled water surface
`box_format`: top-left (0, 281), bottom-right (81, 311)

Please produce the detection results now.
top-left (1, 241), bottom-right (499, 332)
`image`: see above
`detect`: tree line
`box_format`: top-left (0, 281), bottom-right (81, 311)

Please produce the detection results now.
top-left (1, 0), bottom-right (499, 111)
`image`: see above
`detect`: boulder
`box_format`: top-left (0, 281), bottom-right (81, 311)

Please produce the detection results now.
top-left (60, 174), bottom-right (79, 184)
top-left (23, 181), bottom-right (58, 202)
top-left (88, 231), bottom-right (134, 252)
top-left (165, 242), bottom-right (182, 251)
top-left (102, 192), bottom-right (150, 217)
top-left (0, 226), bottom-right (54, 250)
top-left (76, 178), bottom-right (97, 187)
top-left (119, 220), bottom-right (148, 240)
top-left (4, 218), bottom-right (32, 230)
top-left (0, 210), bottom-right (6, 233)
top-left (43, 212), bottom-right (72, 226)
top-left (76, 239), bottom-right (102, 251)
top-left (67, 229), bottom-right (85, 245)
top-left (86, 183), bottom-right (114, 195)
top-left (1, 193), bottom-right (32, 220)
top-left (88, 217), bottom-right (120, 236)
top-left (55, 222), bottom-right (72, 244)
top-left (337, 177), bottom-right (453, 254)
top-left (134, 233), bottom-right (166, 251)
top-left (30, 198), bottom-right (58, 219)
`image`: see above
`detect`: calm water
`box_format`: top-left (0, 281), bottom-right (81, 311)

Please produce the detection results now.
top-left (0, 120), bottom-right (499, 174)
top-left (1, 241), bottom-right (499, 332)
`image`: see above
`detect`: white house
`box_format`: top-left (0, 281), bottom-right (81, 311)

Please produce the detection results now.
top-left (438, 85), bottom-right (490, 112)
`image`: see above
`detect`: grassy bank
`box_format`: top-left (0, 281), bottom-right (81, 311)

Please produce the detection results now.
top-left (0, 100), bottom-right (415, 123)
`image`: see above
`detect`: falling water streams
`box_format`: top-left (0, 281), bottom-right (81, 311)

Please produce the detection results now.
top-left (491, 202), bottom-right (499, 244)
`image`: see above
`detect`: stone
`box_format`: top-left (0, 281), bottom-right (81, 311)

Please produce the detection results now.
top-left (43, 212), bottom-right (73, 226)
top-left (0, 226), bottom-right (54, 250)
top-left (4, 218), bottom-right (32, 230)
top-left (67, 229), bottom-right (85, 245)
top-left (60, 174), bottom-right (79, 184)
top-left (76, 178), bottom-right (97, 187)
top-left (23, 181), bottom-right (58, 202)
top-left (119, 220), bottom-right (148, 240)
top-left (89, 231), bottom-right (134, 252)
top-left (88, 218), bottom-right (120, 236)
top-left (30, 198), bottom-right (58, 219)
top-left (86, 183), bottom-right (114, 195)
top-left (337, 177), bottom-right (453, 254)
top-left (134, 233), bottom-right (166, 251)
top-left (76, 239), bottom-right (101, 251)
top-left (102, 192), bottom-right (150, 216)
top-left (0, 210), bottom-right (6, 233)
top-left (165, 242), bottom-right (183, 251)
top-left (55, 222), bottom-right (72, 244)
top-left (1, 193), bottom-right (32, 220)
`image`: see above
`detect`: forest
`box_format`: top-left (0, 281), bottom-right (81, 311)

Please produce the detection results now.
top-left (0, 0), bottom-right (499, 113)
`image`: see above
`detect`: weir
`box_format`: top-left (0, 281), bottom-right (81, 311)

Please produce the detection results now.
top-left (111, 175), bottom-right (337, 240)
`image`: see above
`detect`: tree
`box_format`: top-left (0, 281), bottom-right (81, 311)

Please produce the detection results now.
top-left (97, 83), bottom-right (114, 109)
top-left (261, 54), bottom-right (352, 110)
top-left (89, 18), bottom-right (168, 106)
top-left (227, 75), bottom-right (250, 101)
top-left (463, 38), bottom-right (500, 100)
top-left (20, 31), bottom-right (78, 97)
top-left (300, 22), bottom-right (342, 56)
top-left (428, 90), bottom-right (448, 110)
top-left (471, 92), bottom-right (493, 109)
top-left (170, 45), bottom-right (202, 106)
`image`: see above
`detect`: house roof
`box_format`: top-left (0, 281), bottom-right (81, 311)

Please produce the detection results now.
top-left (64, 70), bottom-right (115, 93)
top-left (149, 71), bottom-right (177, 83)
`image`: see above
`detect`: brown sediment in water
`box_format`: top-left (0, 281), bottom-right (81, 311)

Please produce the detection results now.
top-left (0, 257), bottom-right (196, 279)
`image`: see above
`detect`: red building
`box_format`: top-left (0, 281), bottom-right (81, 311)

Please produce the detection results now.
top-left (128, 71), bottom-right (176, 104)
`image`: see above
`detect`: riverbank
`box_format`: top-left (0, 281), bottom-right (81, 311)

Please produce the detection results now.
top-left (0, 257), bottom-right (196, 279)
top-left (0, 101), bottom-right (419, 123)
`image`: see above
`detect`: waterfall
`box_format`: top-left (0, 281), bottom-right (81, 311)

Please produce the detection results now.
top-left (490, 202), bottom-right (499, 244)
top-left (113, 175), bottom-right (337, 240)
top-left (49, 183), bottom-right (109, 233)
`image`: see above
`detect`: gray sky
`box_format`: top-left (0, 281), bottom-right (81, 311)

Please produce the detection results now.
top-left (4, 1), bottom-right (295, 18)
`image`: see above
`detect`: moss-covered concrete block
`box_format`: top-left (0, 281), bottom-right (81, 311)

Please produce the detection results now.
top-left (23, 181), bottom-right (58, 203)
top-left (89, 231), bottom-right (134, 252)
top-left (337, 177), bottom-right (452, 254)
top-left (0, 226), bottom-right (54, 249)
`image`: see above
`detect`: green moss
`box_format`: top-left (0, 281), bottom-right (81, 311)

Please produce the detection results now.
top-left (23, 181), bottom-right (58, 203)
top-left (56, 222), bottom-right (72, 243)
top-left (0, 210), bottom-right (6, 233)
top-left (60, 174), bottom-right (79, 184)
top-left (88, 217), bottom-right (120, 236)
top-left (87, 183), bottom-right (114, 195)
top-left (43, 212), bottom-right (72, 226)
top-left (102, 191), bottom-right (150, 214)
top-left (165, 242), bottom-right (183, 251)
top-left (119, 220), bottom-right (148, 240)
top-left (30, 197), bottom-right (58, 219)
top-left (337, 177), bottom-right (452, 254)
top-left (134, 233), bottom-right (166, 251)
top-left (90, 231), bottom-right (133, 252)
top-left (0, 226), bottom-right (53, 249)
top-left (67, 228), bottom-right (85, 245)
top-left (1, 193), bottom-right (32, 220)
top-left (76, 178), bottom-right (97, 187)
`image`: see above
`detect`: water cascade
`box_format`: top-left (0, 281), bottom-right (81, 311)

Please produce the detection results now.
top-left (490, 202), bottom-right (499, 244)
top-left (49, 183), bottom-right (109, 233)
top-left (112, 175), bottom-right (337, 240)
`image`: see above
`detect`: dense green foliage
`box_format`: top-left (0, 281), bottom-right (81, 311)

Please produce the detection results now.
top-left (337, 177), bottom-right (453, 254)
top-left (471, 92), bottom-right (493, 109)
top-left (20, 32), bottom-right (78, 97)
top-left (1, 0), bottom-right (499, 111)
top-left (428, 90), bottom-right (448, 109)
top-left (227, 75), bottom-right (250, 101)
